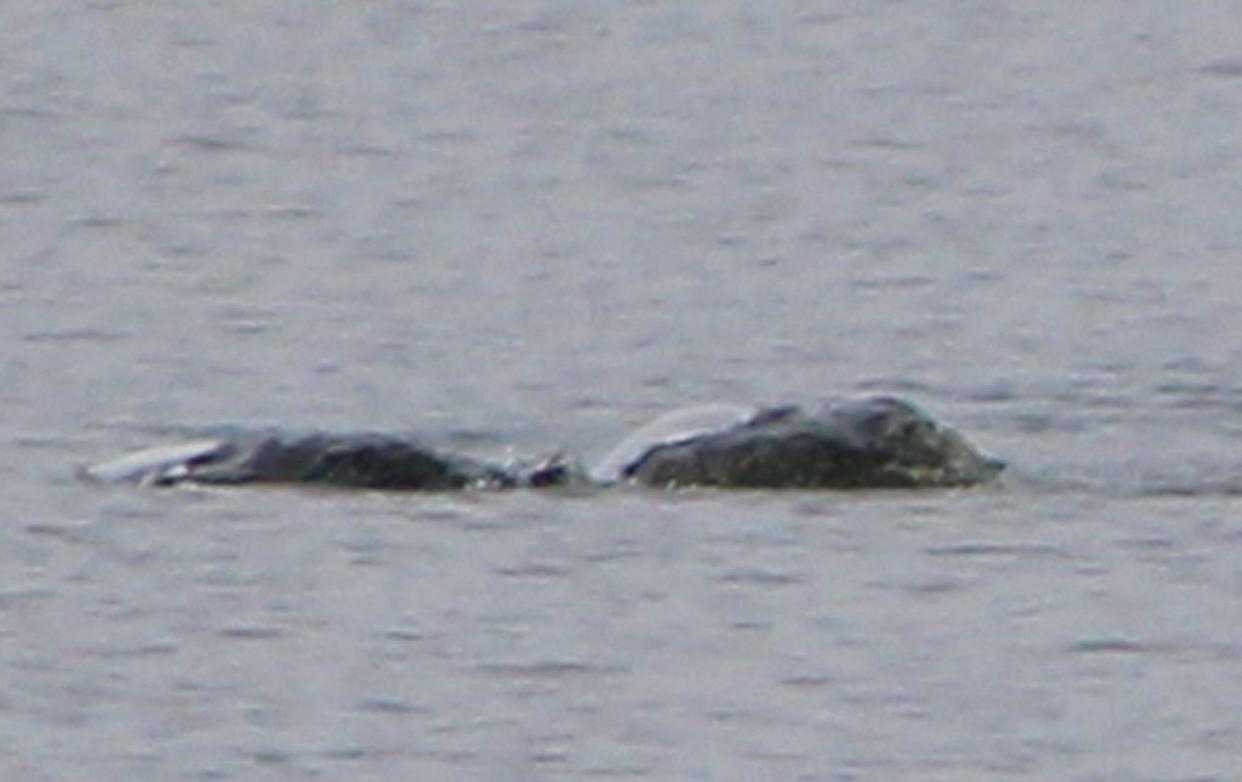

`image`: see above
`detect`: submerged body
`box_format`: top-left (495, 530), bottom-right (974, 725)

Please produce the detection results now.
top-left (85, 396), bottom-right (1003, 492)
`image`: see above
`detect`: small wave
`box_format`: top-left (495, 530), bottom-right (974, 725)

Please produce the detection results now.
top-left (473, 660), bottom-right (628, 678)
top-left (923, 542), bottom-right (1070, 559)
top-left (1066, 637), bottom-right (1152, 654)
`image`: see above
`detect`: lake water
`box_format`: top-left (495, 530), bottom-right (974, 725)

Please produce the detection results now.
top-left (4, 2), bottom-right (1242, 779)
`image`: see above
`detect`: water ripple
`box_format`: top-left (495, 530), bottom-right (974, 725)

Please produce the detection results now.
top-left (473, 660), bottom-right (628, 679)
top-left (923, 543), bottom-right (1070, 559)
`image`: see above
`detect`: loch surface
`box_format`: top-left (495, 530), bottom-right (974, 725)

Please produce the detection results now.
top-left (4, 2), bottom-right (1242, 780)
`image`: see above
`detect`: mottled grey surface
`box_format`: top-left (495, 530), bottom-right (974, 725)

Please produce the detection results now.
top-left (621, 397), bottom-right (1004, 489)
top-left (5, 2), bottom-right (1242, 780)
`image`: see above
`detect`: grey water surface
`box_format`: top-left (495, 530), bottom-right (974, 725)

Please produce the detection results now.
top-left (4, 2), bottom-right (1242, 780)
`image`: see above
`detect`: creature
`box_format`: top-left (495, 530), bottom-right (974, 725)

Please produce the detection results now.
top-left (84, 396), bottom-right (1002, 492)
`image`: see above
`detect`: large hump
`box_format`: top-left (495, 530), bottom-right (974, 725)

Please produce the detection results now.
top-left (624, 395), bottom-right (1005, 489)
top-left (588, 403), bottom-right (758, 484)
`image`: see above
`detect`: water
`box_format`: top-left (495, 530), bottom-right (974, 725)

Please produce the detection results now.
top-left (4, 2), bottom-right (1242, 779)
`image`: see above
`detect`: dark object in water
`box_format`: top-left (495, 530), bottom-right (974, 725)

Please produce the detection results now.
top-left (83, 431), bottom-right (528, 490)
top-left (84, 396), bottom-right (1003, 492)
top-left (615, 397), bottom-right (1004, 489)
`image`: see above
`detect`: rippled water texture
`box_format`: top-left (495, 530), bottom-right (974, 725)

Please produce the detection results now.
top-left (4, 2), bottom-right (1242, 780)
